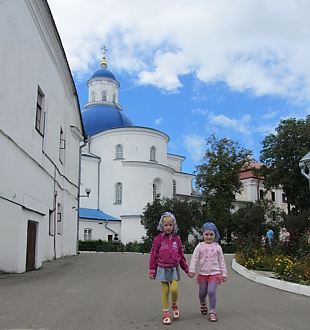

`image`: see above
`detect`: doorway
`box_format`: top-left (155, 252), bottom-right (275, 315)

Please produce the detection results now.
top-left (26, 221), bottom-right (37, 271)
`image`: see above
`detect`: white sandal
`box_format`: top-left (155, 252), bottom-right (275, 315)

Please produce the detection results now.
top-left (163, 315), bottom-right (171, 325)
top-left (172, 304), bottom-right (179, 319)
top-left (172, 308), bottom-right (179, 319)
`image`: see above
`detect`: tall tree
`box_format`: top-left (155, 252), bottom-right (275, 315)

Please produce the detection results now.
top-left (256, 116), bottom-right (310, 213)
top-left (195, 134), bottom-right (253, 241)
top-left (140, 196), bottom-right (204, 244)
top-left (231, 200), bottom-right (285, 238)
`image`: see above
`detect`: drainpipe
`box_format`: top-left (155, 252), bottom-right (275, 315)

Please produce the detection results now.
top-left (53, 181), bottom-right (57, 260)
top-left (87, 136), bottom-right (101, 210)
top-left (97, 158), bottom-right (101, 210)
top-left (105, 220), bottom-right (117, 234)
top-left (77, 137), bottom-right (88, 254)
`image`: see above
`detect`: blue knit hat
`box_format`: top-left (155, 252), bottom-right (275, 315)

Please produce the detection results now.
top-left (157, 212), bottom-right (179, 233)
top-left (201, 222), bottom-right (220, 243)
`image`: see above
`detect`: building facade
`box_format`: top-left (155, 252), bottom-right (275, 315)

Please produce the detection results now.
top-left (79, 55), bottom-right (195, 243)
top-left (235, 162), bottom-right (288, 213)
top-left (0, 0), bottom-right (86, 273)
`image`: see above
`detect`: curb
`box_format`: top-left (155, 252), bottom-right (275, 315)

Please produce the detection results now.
top-left (232, 258), bottom-right (310, 297)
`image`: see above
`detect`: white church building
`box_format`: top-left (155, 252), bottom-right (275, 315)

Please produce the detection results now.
top-left (79, 55), bottom-right (195, 244)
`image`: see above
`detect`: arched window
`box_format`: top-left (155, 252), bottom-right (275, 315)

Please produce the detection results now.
top-left (101, 90), bottom-right (107, 101)
top-left (150, 146), bottom-right (156, 161)
top-left (112, 93), bottom-right (116, 102)
top-left (153, 183), bottom-right (157, 201)
top-left (91, 91), bottom-right (96, 102)
top-left (153, 178), bottom-right (162, 201)
top-left (115, 182), bottom-right (123, 204)
top-left (115, 144), bottom-right (123, 159)
top-left (173, 180), bottom-right (176, 194)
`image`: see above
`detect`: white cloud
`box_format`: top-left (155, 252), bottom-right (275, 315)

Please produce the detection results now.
top-left (262, 111), bottom-right (279, 119)
top-left (48, 0), bottom-right (310, 103)
top-left (154, 118), bottom-right (163, 125)
top-left (183, 135), bottom-right (206, 162)
top-left (208, 112), bottom-right (252, 135)
top-left (138, 51), bottom-right (191, 92)
top-left (192, 108), bottom-right (208, 115)
top-left (254, 123), bottom-right (278, 136)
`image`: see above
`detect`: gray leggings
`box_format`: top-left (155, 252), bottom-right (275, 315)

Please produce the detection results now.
top-left (198, 280), bottom-right (218, 311)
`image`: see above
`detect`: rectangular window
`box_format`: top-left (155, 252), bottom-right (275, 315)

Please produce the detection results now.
top-left (173, 180), bottom-right (176, 194)
top-left (35, 87), bottom-right (45, 135)
top-left (57, 204), bottom-right (62, 235)
top-left (259, 189), bottom-right (264, 200)
top-left (282, 193), bottom-right (286, 203)
top-left (115, 144), bottom-right (123, 159)
top-left (150, 146), bottom-right (156, 161)
top-left (271, 191), bottom-right (275, 202)
top-left (115, 183), bottom-right (122, 204)
top-left (56, 212), bottom-right (62, 235)
top-left (59, 127), bottom-right (65, 164)
top-left (84, 229), bottom-right (92, 240)
top-left (49, 209), bottom-right (54, 236)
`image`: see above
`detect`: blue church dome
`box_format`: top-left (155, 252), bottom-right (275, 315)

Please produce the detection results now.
top-left (91, 68), bottom-right (116, 80)
top-left (82, 105), bottom-right (133, 136)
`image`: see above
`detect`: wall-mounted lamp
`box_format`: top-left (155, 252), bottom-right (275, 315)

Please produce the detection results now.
top-left (299, 151), bottom-right (310, 188)
top-left (79, 187), bottom-right (91, 198)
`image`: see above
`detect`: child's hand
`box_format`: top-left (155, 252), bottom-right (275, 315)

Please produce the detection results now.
top-left (188, 272), bottom-right (195, 278)
top-left (222, 276), bottom-right (227, 282)
top-left (149, 274), bottom-right (155, 280)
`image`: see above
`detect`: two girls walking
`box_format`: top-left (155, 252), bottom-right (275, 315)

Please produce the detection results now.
top-left (149, 212), bottom-right (227, 325)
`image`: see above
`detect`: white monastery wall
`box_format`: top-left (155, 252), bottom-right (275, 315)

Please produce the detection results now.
top-left (0, 0), bottom-right (85, 272)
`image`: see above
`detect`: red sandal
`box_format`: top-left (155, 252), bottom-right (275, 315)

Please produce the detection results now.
top-left (209, 312), bottom-right (217, 322)
top-left (200, 302), bottom-right (208, 315)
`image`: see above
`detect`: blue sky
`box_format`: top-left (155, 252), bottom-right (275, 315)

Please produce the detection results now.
top-left (48, 0), bottom-right (310, 175)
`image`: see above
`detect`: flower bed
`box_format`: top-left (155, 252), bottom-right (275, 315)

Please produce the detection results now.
top-left (234, 234), bottom-right (310, 286)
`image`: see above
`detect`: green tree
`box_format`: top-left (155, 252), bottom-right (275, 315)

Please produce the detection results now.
top-left (140, 196), bottom-right (204, 244)
top-left (256, 116), bottom-right (310, 213)
top-left (284, 210), bottom-right (310, 234)
top-left (195, 134), bottom-right (253, 241)
top-left (231, 200), bottom-right (285, 238)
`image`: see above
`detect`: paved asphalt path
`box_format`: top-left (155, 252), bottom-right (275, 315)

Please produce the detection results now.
top-left (0, 253), bottom-right (309, 330)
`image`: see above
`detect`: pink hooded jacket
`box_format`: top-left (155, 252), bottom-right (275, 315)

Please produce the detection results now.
top-left (149, 233), bottom-right (189, 275)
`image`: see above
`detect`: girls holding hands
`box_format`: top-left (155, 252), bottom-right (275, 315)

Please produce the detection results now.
top-left (188, 222), bottom-right (227, 322)
top-left (149, 212), bottom-right (190, 325)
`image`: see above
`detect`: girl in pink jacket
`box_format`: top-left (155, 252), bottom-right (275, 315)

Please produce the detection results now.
top-left (149, 212), bottom-right (189, 325)
top-left (188, 222), bottom-right (227, 322)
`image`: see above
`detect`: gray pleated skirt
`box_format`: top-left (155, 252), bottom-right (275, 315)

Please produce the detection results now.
top-left (155, 266), bottom-right (180, 282)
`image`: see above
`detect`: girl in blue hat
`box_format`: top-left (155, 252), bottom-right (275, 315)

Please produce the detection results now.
top-left (188, 222), bottom-right (227, 322)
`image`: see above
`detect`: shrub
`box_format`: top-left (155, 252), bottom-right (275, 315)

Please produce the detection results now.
top-left (79, 239), bottom-right (152, 253)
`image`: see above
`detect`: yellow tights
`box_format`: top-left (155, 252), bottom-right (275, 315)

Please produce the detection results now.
top-left (161, 281), bottom-right (178, 310)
